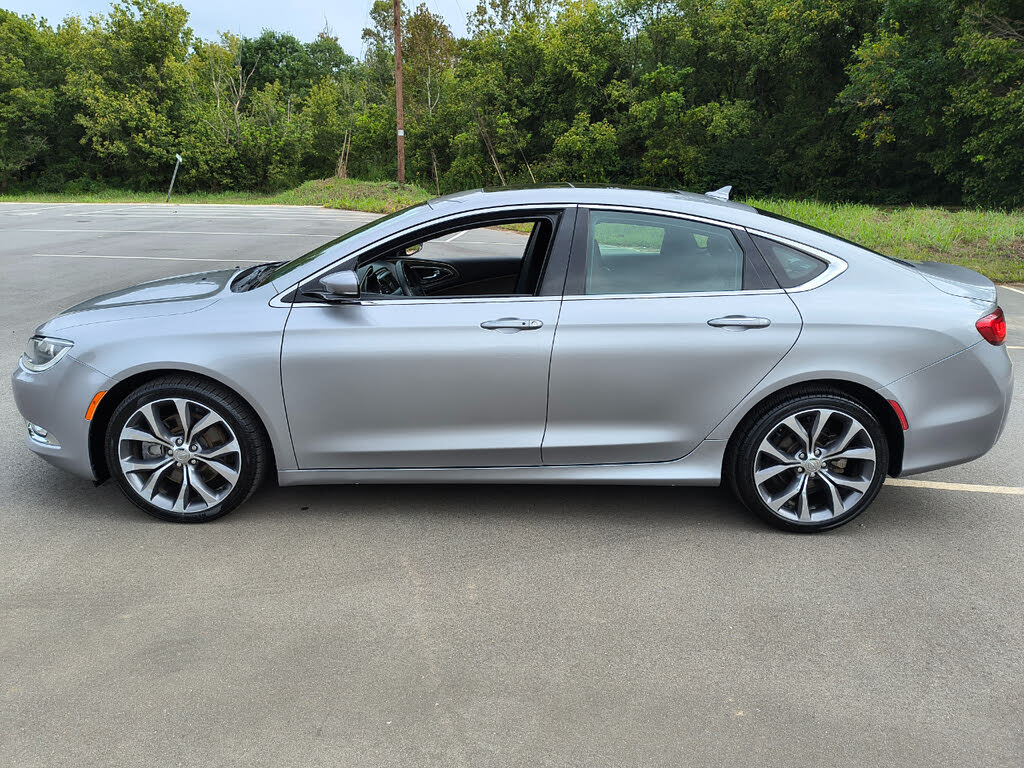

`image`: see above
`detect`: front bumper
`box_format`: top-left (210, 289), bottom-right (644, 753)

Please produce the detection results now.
top-left (880, 340), bottom-right (1013, 476)
top-left (12, 356), bottom-right (117, 481)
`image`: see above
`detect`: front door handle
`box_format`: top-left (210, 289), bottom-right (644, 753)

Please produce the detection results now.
top-left (480, 317), bottom-right (544, 332)
top-left (707, 316), bottom-right (771, 329)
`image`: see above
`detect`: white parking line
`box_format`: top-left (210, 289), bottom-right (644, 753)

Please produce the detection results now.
top-left (15, 228), bottom-right (332, 237)
top-left (1002, 285), bottom-right (1024, 296)
top-left (34, 253), bottom-right (266, 263)
top-left (886, 478), bottom-right (1024, 495)
top-left (443, 230), bottom-right (467, 242)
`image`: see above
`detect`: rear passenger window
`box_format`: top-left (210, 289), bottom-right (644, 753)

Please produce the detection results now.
top-left (585, 211), bottom-right (744, 295)
top-left (751, 235), bottom-right (827, 288)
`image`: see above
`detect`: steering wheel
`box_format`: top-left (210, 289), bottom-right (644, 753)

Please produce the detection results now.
top-left (394, 259), bottom-right (424, 297)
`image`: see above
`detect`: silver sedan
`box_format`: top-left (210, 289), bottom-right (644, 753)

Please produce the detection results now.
top-left (11, 186), bottom-right (1013, 531)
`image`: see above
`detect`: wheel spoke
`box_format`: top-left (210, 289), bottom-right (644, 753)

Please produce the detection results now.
top-left (199, 457), bottom-right (239, 485)
top-left (818, 473), bottom-right (846, 517)
top-left (809, 409), bottom-right (835, 450)
top-left (171, 398), bottom-right (191, 437)
top-left (767, 476), bottom-right (804, 512)
top-left (826, 419), bottom-right (863, 457)
top-left (201, 438), bottom-right (239, 460)
top-left (187, 410), bottom-right (223, 443)
top-left (755, 463), bottom-right (794, 485)
top-left (828, 446), bottom-right (876, 463)
top-left (797, 476), bottom-right (811, 521)
top-left (138, 403), bottom-right (173, 443)
top-left (780, 415), bottom-right (811, 453)
top-left (139, 459), bottom-right (174, 500)
top-left (171, 467), bottom-right (191, 513)
top-left (121, 426), bottom-right (170, 448)
top-left (121, 456), bottom-right (171, 474)
top-left (821, 470), bottom-right (871, 494)
top-left (188, 466), bottom-right (221, 505)
top-left (757, 441), bottom-right (799, 466)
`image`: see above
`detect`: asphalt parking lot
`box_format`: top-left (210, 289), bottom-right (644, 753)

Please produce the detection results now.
top-left (2, 202), bottom-right (1022, 766)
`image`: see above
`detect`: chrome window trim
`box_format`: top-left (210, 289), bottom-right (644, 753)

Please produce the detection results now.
top-left (321, 295), bottom-right (561, 307)
top-left (271, 203), bottom-right (577, 308)
top-left (744, 227), bottom-right (848, 292)
top-left (561, 289), bottom-right (786, 301)
top-left (583, 204), bottom-right (746, 231)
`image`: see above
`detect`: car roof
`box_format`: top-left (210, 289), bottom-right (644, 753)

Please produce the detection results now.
top-left (419, 185), bottom-right (902, 266)
top-left (424, 184), bottom-right (758, 224)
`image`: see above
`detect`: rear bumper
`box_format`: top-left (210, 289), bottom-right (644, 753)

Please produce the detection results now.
top-left (11, 357), bottom-right (117, 481)
top-left (879, 341), bottom-right (1013, 476)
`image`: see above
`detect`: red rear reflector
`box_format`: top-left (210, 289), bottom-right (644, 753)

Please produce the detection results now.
top-left (976, 307), bottom-right (1006, 345)
top-left (888, 399), bottom-right (909, 431)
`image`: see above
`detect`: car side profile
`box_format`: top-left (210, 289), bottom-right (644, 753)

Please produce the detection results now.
top-left (12, 185), bottom-right (1013, 531)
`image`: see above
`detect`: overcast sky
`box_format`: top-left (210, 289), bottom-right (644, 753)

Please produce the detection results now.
top-left (5, 0), bottom-right (472, 57)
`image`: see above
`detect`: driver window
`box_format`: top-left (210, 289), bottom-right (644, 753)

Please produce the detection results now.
top-left (357, 218), bottom-right (551, 299)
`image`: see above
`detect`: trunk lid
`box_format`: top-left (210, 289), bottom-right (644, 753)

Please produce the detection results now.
top-left (911, 261), bottom-right (997, 304)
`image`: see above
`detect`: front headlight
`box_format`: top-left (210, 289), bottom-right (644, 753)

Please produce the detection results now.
top-left (21, 336), bottom-right (74, 372)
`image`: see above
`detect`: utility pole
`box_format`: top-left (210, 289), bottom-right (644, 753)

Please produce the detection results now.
top-left (393, 0), bottom-right (405, 184)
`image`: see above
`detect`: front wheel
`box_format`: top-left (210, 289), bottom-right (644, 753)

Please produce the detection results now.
top-left (731, 392), bottom-right (889, 532)
top-left (105, 376), bottom-right (269, 523)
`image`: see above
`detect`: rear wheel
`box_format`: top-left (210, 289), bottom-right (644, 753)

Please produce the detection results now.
top-left (731, 391), bottom-right (889, 532)
top-left (105, 376), bottom-right (268, 522)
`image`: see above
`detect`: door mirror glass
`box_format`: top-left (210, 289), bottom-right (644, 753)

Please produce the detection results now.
top-left (404, 243), bottom-right (423, 257)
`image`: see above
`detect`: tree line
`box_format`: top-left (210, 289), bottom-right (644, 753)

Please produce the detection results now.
top-left (1, 0), bottom-right (1022, 207)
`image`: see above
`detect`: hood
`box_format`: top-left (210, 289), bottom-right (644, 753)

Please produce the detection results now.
top-left (911, 261), bottom-right (997, 304)
top-left (42, 269), bottom-right (237, 333)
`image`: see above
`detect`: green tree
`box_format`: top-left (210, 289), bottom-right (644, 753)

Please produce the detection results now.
top-left (63, 0), bottom-right (194, 188)
top-left (943, 3), bottom-right (1024, 206)
top-left (0, 12), bottom-right (67, 188)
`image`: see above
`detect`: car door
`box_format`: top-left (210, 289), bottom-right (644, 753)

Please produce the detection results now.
top-left (281, 206), bottom-right (574, 469)
top-left (542, 206), bottom-right (802, 465)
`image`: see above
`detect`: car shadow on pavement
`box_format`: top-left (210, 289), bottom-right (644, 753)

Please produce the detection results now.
top-left (8, 449), bottom-right (978, 537)
top-left (236, 482), bottom-right (766, 532)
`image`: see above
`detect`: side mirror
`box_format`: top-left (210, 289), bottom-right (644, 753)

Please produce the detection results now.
top-left (302, 270), bottom-right (360, 303)
top-left (404, 243), bottom-right (423, 257)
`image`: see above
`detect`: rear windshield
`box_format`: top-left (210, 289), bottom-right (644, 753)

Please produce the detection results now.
top-left (754, 208), bottom-right (914, 268)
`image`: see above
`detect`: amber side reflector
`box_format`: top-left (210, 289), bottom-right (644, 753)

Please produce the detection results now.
top-left (888, 399), bottom-right (909, 431)
top-left (85, 391), bottom-right (107, 421)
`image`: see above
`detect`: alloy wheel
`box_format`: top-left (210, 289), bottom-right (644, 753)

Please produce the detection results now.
top-left (117, 398), bottom-right (241, 515)
top-left (753, 408), bottom-right (877, 524)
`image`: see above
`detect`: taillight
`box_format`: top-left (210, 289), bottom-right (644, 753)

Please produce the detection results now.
top-left (976, 307), bottom-right (1006, 345)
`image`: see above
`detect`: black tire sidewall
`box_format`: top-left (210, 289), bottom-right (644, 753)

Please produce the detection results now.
top-left (104, 379), bottom-right (265, 523)
top-left (733, 394), bottom-right (889, 533)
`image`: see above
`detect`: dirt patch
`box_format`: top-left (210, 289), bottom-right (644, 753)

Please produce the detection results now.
top-left (1006, 238), bottom-right (1024, 261)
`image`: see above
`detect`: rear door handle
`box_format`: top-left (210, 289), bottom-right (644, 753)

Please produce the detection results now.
top-left (480, 317), bottom-right (544, 332)
top-left (707, 316), bottom-right (771, 329)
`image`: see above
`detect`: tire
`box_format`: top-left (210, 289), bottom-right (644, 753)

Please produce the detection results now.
top-left (105, 375), bottom-right (269, 523)
top-left (729, 389), bottom-right (889, 533)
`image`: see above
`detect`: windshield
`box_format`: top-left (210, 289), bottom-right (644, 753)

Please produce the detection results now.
top-left (257, 202), bottom-right (431, 287)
